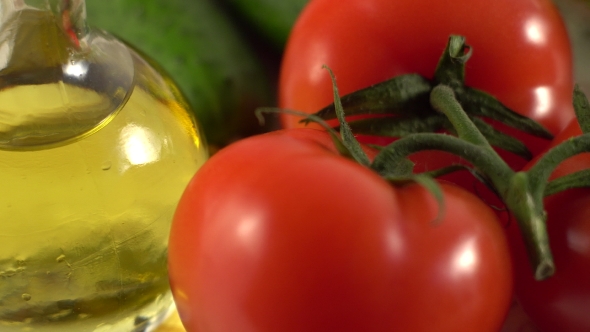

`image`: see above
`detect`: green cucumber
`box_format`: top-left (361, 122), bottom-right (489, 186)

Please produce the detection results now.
top-left (222, 0), bottom-right (309, 48)
top-left (86, 0), bottom-right (273, 149)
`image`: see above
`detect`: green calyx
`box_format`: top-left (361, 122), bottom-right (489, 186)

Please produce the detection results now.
top-left (317, 64), bottom-right (556, 279)
top-left (300, 35), bottom-right (590, 281)
top-left (372, 82), bottom-right (590, 281)
top-left (309, 35), bottom-right (552, 160)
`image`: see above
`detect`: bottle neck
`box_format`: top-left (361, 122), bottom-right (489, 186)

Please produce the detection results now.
top-left (0, 0), bottom-right (135, 150)
top-left (0, 0), bottom-right (90, 80)
top-left (51, 0), bottom-right (89, 47)
top-left (1, 0), bottom-right (87, 24)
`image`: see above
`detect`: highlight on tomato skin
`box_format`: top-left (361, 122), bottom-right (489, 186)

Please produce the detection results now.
top-left (167, 128), bottom-right (514, 332)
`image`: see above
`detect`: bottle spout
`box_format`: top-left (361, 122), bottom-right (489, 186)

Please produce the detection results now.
top-left (53, 0), bottom-right (90, 49)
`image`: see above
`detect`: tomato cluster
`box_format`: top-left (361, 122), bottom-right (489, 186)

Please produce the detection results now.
top-left (278, 0), bottom-right (576, 227)
top-left (169, 128), bottom-right (513, 332)
top-left (167, 0), bottom-right (590, 331)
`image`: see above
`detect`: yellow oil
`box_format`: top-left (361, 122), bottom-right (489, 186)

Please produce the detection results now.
top-left (0, 50), bottom-right (208, 331)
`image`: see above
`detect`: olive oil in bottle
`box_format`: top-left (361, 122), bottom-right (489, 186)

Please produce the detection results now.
top-left (0, 1), bottom-right (208, 331)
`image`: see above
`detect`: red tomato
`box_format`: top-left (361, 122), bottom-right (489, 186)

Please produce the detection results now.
top-left (508, 119), bottom-right (590, 331)
top-left (280, 0), bottom-right (575, 226)
top-left (168, 128), bottom-right (513, 332)
top-left (500, 301), bottom-right (539, 332)
top-left (279, 0), bottom-right (574, 142)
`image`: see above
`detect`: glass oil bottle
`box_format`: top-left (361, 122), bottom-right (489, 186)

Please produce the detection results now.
top-left (0, 0), bottom-right (208, 331)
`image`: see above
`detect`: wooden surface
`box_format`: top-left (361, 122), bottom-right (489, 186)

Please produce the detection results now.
top-left (154, 309), bottom-right (187, 332)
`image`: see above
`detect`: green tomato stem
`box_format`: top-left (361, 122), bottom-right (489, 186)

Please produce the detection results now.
top-left (504, 172), bottom-right (554, 280)
top-left (573, 85), bottom-right (590, 134)
top-left (429, 83), bottom-right (555, 279)
top-left (528, 133), bottom-right (590, 193)
top-left (433, 35), bottom-right (472, 86)
top-left (323, 65), bottom-right (371, 167)
top-left (503, 136), bottom-right (590, 279)
top-left (372, 133), bottom-right (514, 195)
top-left (545, 169), bottom-right (590, 196)
top-left (372, 133), bottom-right (555, 279)
top-left (430, 84), bottom-right (494, 151)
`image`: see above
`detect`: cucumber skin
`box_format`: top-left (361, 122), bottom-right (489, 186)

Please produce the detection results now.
top-left (86, 0), bottom-right (273, 149)
top-left (222, 0), bottom-right (309, 49)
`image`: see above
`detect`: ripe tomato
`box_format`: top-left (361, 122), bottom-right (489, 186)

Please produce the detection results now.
top-left (508, 119), bottom-right (590, 331)
top-left (168, 128), bottom-right (513, 332)
top-left (279, 0), bottom-right (573, 158)
top-left (500, 301), bottom-right (538, 332)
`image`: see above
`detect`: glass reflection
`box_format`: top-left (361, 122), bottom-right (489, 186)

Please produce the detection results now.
top-left (63, 60), bottom-right (89, 80)
top-left (120, 124), bottom-right (161, 168)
